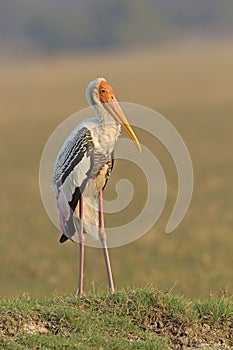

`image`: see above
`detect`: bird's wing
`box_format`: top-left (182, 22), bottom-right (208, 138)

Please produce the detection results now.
top-left (51, 125), bottom-right (94, 192)
top-left (51, 126), bottom-right (95, 241)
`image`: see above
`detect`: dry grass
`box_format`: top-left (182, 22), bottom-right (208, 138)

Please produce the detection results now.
top-left (0, 41), bottom-right (232, 298)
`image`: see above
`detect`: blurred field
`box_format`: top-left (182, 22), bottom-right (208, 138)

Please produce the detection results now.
top-left (0, 41), bottom-right (232, 298)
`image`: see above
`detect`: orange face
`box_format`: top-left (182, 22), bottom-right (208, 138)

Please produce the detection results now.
top-left (98, 79), bottom-right (141, 153)
top-left (98, 80), bottom-right (117, 104)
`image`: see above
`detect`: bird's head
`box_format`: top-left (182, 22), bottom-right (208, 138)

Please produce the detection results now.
top-left (86, 78), bottom-right (141, 152)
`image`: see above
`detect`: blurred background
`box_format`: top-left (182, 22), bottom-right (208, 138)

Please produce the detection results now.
top-left (0, 0), bottom-right (232, 298)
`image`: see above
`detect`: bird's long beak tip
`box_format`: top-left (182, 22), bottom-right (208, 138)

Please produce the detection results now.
top-left (122, 122), bottom-right (141, 153)
top-left (136, 141), bottom-right (141, 153)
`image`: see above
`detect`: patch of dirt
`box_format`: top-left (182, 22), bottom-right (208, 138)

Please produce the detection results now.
top-left (0, 319), bottom-right (74, 339)
top-left (0, 320), bottom-right (48, 337)
top-left (135, 312), bottom-right (233, 349)
top-left (22, 321), bottom-right (48, 335)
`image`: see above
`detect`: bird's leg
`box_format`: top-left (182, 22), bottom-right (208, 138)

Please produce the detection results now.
top-left (98, 189), bottom-right (115, 294)
top-left (77, 194), bottom-right (84, 297)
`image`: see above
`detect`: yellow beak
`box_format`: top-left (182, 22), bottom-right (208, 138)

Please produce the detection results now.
top-left (104, 100), bottom-right (141, 152)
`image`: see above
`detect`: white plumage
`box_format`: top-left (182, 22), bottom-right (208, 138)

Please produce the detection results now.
top-left (51, 77), bottom-right (140, 296)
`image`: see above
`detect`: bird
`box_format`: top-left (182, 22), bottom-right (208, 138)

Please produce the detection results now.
top-left (51, 78), bottom-right (141, 297)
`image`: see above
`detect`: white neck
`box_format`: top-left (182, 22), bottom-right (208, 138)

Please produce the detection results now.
top-left (92, 105), bottom-right (121, 153)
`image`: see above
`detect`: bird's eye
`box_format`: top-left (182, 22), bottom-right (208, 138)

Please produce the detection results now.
top-left (101, 89), bottom-right (106, 93)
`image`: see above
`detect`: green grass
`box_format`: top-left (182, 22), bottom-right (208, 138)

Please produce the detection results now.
top-left (0, 288), bottom-right (232, 349)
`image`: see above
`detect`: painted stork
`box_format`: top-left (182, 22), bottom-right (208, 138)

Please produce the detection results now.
top-left (51, 78), bottom-right (140, 297)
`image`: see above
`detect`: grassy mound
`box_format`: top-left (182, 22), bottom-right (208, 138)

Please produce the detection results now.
top-left (0, 288), bottom-right (232, 349)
